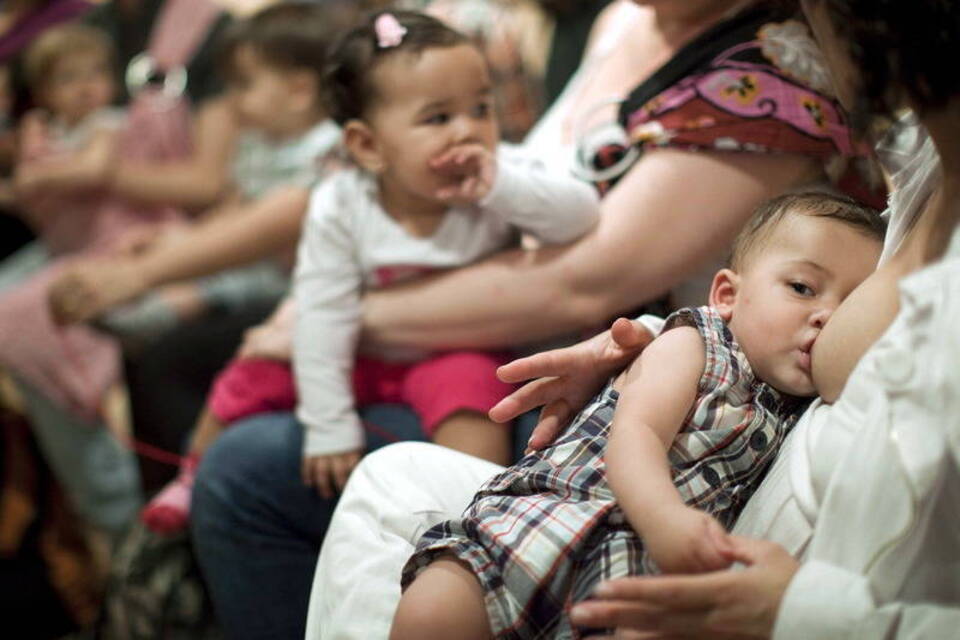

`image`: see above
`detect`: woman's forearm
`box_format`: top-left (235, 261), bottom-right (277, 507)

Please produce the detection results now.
top-left (110, 98), bottom-right (238, 209)
top-left (111, 162), bottom-right (229, 209)
top-left (363, 149), bottom-right (817, 352)
top-left (137, 186), bottom-right (308, 288)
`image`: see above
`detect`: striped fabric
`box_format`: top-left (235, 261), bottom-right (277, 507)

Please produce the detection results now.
top-left (402, 306), bottom-right (807, 639)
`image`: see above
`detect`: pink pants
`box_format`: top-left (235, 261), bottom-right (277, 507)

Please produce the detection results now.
top-left (208, 351), bottom-right (514, 436)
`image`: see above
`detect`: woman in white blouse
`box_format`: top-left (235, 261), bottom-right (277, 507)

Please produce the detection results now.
top-left (308, 0), bottom-right (960, 637)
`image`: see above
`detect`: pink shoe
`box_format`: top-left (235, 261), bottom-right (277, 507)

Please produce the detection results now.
top-left (141, 455), bottom-right (199, 535)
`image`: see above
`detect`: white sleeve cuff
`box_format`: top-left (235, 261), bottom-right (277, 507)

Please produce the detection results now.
top-left (636, 314), bottom-right (665, 336)
top-left (299, 411), bottom-right (365, 457)
top-left (478, 154), bottom-right (523, 213)
top-left (774, 561), bottom-right (875, 640)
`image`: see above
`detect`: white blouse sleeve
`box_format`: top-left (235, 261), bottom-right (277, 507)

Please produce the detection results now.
top-left (775, 256), bottom-right (960, 640)
top-left (478, 145), bottom-right (600, 244)
top-left (294, 183), bottom-right (365, 457)
top-left (776, 561), bottom-right (960, 640)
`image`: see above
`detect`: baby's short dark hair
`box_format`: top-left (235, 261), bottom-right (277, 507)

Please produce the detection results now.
top-left (730, 192), bottom-right (885, 270)
top-left (218, 2), bottom-right (339, 99)
top-left (323, 10), bottom-right (471, 125)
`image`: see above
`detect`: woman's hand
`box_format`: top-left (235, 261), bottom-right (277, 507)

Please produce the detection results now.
top-left (571, 536), bottom-right (799, 639)
top-left (48, 257), bottom-right (150, 324)
top-left (489, 317), bottom-right (653, 452)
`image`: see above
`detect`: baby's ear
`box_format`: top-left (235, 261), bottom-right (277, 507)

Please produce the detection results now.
top-left (709, 268), bottom-right (739, 322)
top-left (342, 120), bottom-right (384, 174)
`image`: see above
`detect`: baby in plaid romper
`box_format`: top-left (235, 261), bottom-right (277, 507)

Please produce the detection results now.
top-left (393, 192), bottom-right (887, 640)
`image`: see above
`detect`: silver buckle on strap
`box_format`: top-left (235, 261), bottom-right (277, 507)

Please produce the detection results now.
top-left (125, 52), bottom-right (187, 99)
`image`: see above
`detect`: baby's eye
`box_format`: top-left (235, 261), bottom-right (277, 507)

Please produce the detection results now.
top-left (424, 112), bottom-right (450, 125)
top-left (789, 281), bottom-right (815, 297)
top-left (473, 101), bottom-right (492, 118)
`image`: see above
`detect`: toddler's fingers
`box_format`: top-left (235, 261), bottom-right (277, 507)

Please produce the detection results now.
top-left (434, 186), bottom-right (461, 201)
top-left (310, 458), bottom-right (335, 499)
top-left (301, 458), bottom-right (312, 487)
top-left (331, 454), bottom-right (354, 493)
top-left (461, 176), bottom-right (479, 198)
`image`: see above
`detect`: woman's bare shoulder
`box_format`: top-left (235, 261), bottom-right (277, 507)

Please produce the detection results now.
top-left (584, 1), bottom-right (646, 58)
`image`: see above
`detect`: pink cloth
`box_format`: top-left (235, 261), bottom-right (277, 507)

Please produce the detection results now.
top-left (0, 259), bottom-right (119, 419)
top-left (0, 94), bottom-right (192, 418)
top-left (22, 97), bottom-right (191, 255)
top-left (209, 359), bottom-right (297, 424)
top-left (209, 352), bottom-right (515, 436)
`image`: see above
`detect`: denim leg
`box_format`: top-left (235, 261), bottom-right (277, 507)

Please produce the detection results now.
top-left (191, 406), bottom-right (424, 640)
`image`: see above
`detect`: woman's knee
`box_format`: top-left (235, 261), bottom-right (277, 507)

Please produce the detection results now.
top-left (192, 412), bottom-right (302, 522)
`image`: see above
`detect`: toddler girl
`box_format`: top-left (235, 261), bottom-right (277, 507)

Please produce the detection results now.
top-left (0, 23), bottom-right (191, 418)
top-left (393, 192), bottom-right (886, 639)
top-left (141, 10), bottom-right (600, 534)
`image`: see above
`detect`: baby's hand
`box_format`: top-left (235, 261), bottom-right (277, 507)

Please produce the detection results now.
top-left (430, 143), bottom-right (496, 205)
top-left (302, 450), bottom-right (363, 499)
top-left (643, 505), bottom-right (734, 574)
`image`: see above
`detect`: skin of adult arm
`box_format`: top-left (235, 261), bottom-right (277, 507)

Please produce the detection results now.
top-left (606, 326), bottom-right (732, 574)
top-left (107, 97), bottom-right (239, 209)
top-left (48, 185), bottom-right (308, 324)
top-left (362, 149), bottom-right (818, 351)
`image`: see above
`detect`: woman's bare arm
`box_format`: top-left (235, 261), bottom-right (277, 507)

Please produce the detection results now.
top-left (108, 98), bottom-right (239, 209)
top-left (49, 186), bottom-right (309, 323)
top-left (362, 149), bottom-right (818, 351)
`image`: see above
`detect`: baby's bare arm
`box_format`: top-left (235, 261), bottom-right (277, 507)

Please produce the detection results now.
top-left (606, 327), bottom-right (732, 573)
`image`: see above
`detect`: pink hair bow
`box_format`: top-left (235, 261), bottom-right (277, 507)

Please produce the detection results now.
top-left (375, 13), bottom-right (407, 48)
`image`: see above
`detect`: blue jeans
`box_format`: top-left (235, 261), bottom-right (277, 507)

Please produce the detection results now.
top-left (191, 405), bottom-right (536, 640)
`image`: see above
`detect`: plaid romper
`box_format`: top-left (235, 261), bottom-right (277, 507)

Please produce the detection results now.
top-left (402, 306), bottom-right (808, 639)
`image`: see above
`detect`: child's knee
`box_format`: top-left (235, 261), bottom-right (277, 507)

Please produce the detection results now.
top-left (391, 559), bottom-right (491, 640)
top-left (390, 589), bottom-right (437, 640)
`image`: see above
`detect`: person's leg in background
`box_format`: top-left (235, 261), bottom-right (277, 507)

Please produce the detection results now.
top-left (308, 442), bottom-right (505, 640)
top-left (404, 352), bottom-right (515, 466)
top-left (16, 379), bottom-right (141, 538)
top-left (124, 302), bottom-right (276, 493)
top-left (190, 405), bottom-right (425, 640)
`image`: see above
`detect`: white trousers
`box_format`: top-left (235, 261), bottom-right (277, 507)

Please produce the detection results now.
top-left (306, 442), bottom-right (504, 640)
top-left (306, 427), bottom-right (820, 640)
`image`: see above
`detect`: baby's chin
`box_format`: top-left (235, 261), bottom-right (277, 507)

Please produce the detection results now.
top-left (768, 371), bottom-right (817, 398)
